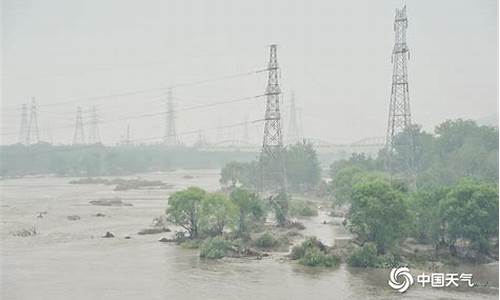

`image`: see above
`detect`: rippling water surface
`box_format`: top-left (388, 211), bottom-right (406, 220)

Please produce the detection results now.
top-left (1, 170), bottom-right (498, 299)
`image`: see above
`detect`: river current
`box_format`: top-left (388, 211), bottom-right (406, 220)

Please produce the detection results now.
top-left (1, 170), bottom-right (498, 299)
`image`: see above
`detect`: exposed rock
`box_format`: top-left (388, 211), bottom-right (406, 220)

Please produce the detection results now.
top-left (95, 213), bottom-right (106, 217)
top-left (124, 236), bottom-right (131, 239)
top-left (67, 215), bottom-right (81, 221)
top-left (151, 216), bottom-right (168, 227)
top-left (138, 227), bottom-right (171, 235)
top-left (12, 226), bottom-right (37, 237)
top-left (287, 221), bottom-right (305, 230)
top-left (159, 237), bottom-right (176, 242)
top-left (102, 231), bottom-right (115, 238)
top-left (90, 197), bottom-right (132, 207)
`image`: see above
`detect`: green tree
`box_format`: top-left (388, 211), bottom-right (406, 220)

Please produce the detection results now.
top-left (285, 140), bottom-right (321, 192)
top-left (440, 180), bottom-right (498, 254)
top-left (348, 176), bottom-right (409, 254)
top-left (269, 191), bottom-right (290, 226)
top-left (200, 192), bottom-right (237, 235)
top-left (408, 188), bottom-right (448, 247)
top-left (166, 187), bottom-right (206, 239)
top-left (229, 188), bottom-right (264, 238)
top-left (219, 161), bottom-right (245, 188)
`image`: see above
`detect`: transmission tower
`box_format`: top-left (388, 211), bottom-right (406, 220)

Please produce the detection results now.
top-left (18, 104), bottom-right (28, 145)
top-left (243, 115), bottom-right (249, 142)
top-left (195, 129), bottom-right (206, 147)
top-left (287, 91), bottom-right (300, 144)
top-left (164, 88), bottom-right (178, 146)
top-left (385, 5), bottom-right (416, 183)
top-left (72, 107), bottom-right (85, 145)
top-left (26, 98), bottom-right (40, 145)
top-left (260, 45), bottom-right (287, 194)
top-left (88, 106), bottom-right (100, 144)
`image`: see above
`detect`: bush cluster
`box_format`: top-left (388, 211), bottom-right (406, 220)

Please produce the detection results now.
top-left (199, 237), bottom-right (230, 259)
top-left (290, 237), bottom-right (340, 267)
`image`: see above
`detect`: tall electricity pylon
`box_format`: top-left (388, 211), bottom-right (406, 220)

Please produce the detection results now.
top-left (260, 45), bottom-right (287, 194)
top-left (73, 107), bottom-right (85, 145)
top-left (88, 106), bottom-right (100, 144)
top-left (164, 88), bottom-right (178, 146)
top-left (385, 5), bottom-right (416, 185)
top-left (26, 98), bottom-right (40, 145)
top-left (18, 104), bottom-right (28, 145)
top-left (287, 91), bottom-right (300, 144)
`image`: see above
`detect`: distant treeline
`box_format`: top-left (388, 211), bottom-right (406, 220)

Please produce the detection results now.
top-left (0, 143), bottom-right (257, 177)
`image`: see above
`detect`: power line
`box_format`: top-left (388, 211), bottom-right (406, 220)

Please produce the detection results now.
top-left (2, 118), bottom-right (265, 156)
top-left (1, 93), bottom-right (267, 137)
top-left (2, 68), bottom-right (269, 111)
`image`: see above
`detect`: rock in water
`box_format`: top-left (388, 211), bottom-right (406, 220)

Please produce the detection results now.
top-left (102, 231), bottom-right (115, 238)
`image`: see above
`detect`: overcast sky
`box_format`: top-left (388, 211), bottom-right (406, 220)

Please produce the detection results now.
top-left (1, 0), bottom-right (498, 145)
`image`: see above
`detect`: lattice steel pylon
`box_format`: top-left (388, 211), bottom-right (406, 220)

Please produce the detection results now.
top-left (385, 5), bottom-right (416, 185)
top-left (164, 88), bottom-right (178, 146)
top-left (88, 106), bottom-right (100, 144)
top-left (260, 45), bottom-right (287, 194)
top-left (73, 107), bottom-right (85, 145)
top-left (286, 91), bottom-right (300, 144)
top-left (26, 97), bottom-right (40, 145)
top-left (18, 104), bottom-right (28, 145)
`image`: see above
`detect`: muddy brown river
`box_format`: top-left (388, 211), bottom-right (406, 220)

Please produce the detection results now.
top-left (1, 170), bottom-right (498, 299)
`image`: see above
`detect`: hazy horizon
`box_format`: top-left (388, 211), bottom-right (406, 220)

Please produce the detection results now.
top-left (1, 0), bottom-right (498, 146)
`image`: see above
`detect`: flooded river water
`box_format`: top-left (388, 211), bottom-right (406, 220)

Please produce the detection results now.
top-left (1, 170), bottom-right (498, 299)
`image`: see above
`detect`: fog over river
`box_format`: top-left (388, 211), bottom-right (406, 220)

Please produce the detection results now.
top-left (1, 170), bottom-right (498, 300)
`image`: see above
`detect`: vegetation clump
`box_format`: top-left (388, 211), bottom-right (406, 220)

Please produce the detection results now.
top-left (290, 237), bottom-right (340, 267)
top-left (289, 199), bottom-right (318, 217)
top-left (253, 231), bottom-right (290, 251)
top-left (70, 177), bottom-right (171, 191)
top-left (347, 243), bottom-right (379, 267)
top-left (199, 237), bottom-right (230, 259)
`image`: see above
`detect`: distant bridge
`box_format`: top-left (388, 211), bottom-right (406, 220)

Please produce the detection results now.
top-left (196, 136), bottom-right (386, 153)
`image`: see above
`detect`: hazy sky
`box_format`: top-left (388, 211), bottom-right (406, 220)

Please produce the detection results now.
top-left (1, 0), bottom-right (498, 145)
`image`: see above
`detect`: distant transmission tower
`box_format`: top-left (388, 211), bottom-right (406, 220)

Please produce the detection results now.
top-left (260, 45), bottom-right (287, 194)
top-left (287, 92), bottom-right (300, 144)
top-left (88, 106), bottom-right (100, 144)
top-left (385, 5), bottom-right (416, 182)
top-left (72, 107), bottom-right (85, 145)
top-left (26, 98), bottom-right (40, 145)
top-left (243, 115), bottom-right (249, 142)
top-left (18, 104), bottom-right (28, 145)
top-left (164, 88), bottom-right (178, 146)
top-left (195, 129), bottom-right (205, 147)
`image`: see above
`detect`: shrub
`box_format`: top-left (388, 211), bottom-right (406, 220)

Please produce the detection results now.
top-left (290, 200), bottom-right (318, 217)
top-left (180, 239), bottom-right (202, 249)
top-left (347, 243), bottom-right (379, 267)
top-left (254, 232), bottom-right (279, 249)
top-left (200, 237), bottom-right (230, 259)
top-left (290, 236), bottom-right (339, 267)
top-left (299, 247), bottom-right (340, 267)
